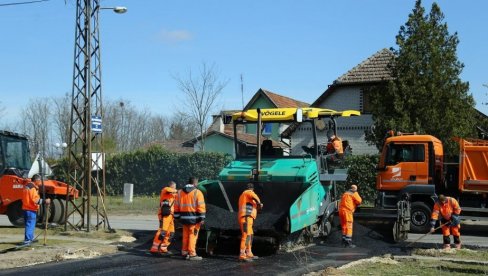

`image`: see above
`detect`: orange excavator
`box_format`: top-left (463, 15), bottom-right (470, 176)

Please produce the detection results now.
top-left (0, 130), bottom-right (77, 226)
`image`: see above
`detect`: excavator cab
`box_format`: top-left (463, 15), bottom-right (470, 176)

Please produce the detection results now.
top-left (0, 130), bottom-right (78, 226)
top-left (0, 131), bottom-right (31, 176)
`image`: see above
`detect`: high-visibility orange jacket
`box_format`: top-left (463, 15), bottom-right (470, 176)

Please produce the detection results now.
top-left (339, 190), bottom-right (362, 213)
top-left (431, 197), bottom-right (461, 221)
top-left (174, 184), bottom-right (206, 225)
top-left (159, 187), bottom-right (177, 217)
top-left (238, 189), bottom-right (261, 219)
top-left (22, 182), bottom-right (41, 211)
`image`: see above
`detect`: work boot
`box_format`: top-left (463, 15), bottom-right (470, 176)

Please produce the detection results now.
top-left (181, 251), bottom-right (189, 259)
top-left (345, 239), bottom-right (356, 248)
top-left (188, 255), bottom-right (202, 261)
top-left (21, 240), bottom-right (32, 246)
top-left (246, 251), bottom-right (259, 260)
top-left (239, 255), bottom-right (253, 262)
top-left (442, 244), bottom-right (451, 250)
top-left (455, 243), bottom-right (462, 249)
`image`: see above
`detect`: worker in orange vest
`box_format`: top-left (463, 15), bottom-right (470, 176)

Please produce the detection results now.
top-left (22, 174), bottom-right (50, 245)
top-left (338, 184), bottom-right (362, 248)
top-left (238, 182), bottom-right (263, 262)
top-left (326, 129), bottom-right (344, 161)
top-left (174, 177), bottom-right (206, 261)
top-left (430, 194), bottom-right (462, 249)
top-left (150, 181), bottom-right (177, 254)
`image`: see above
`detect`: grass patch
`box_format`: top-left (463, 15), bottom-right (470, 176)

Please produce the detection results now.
top-left (104, 195), bottom-right (158, 215)
top-left (413, 248), bottom-right (488, 262)
top-left (343, 259), bottom-right (488, 276)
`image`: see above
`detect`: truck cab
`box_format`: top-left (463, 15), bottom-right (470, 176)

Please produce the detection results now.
top-left (376, 133), bottom-right (443, 232)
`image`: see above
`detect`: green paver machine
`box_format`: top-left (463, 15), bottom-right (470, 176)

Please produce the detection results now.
top-left (197, 107), bottom-right (361, 251)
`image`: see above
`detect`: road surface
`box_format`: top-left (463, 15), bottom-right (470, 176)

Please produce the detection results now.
top-left (2, 215), bottom-right (488, 275)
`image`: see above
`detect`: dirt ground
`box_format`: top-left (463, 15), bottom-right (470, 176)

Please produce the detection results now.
top-left (0, 226), bottom-right (136, 270)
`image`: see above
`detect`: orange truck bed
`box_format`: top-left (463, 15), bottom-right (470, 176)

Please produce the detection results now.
top-left (458, 138), bottom-right (488, 193)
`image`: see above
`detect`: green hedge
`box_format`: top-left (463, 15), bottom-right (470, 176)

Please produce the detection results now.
top-left (340, 154), bottom-right (379, 204)
top-left (50, 146), bottom-right (232, 196)
top-left (105, 146), bottom-right (233, 195)
top-left (53, 149), bottom-right (379, 201)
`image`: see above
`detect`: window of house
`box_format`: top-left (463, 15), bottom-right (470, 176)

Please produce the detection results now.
top-left (361, 89), bottom-right (373, 114)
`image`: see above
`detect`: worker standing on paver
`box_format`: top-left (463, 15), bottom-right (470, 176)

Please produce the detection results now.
top-left (430, 194), bottom-right (462, 249)
top-left (150, 181), bottom-right (177, 254)
top-left (174, 177), bottom-right (206, 261)
top-left (338, 184), bottom-right (362, 248)
top-left (22, 174), bottom-right (50, 245)
top-left (326, 129), bottom-right (343, 161)
top-left (238, 182), bottom-right (263, 262)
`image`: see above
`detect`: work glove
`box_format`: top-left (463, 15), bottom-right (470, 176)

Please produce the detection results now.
top-left (430, 227), bottom-right (435, 234)
top-left (430, 220), bottom-right (437, 228)
top-left (451, 214), bottom-right (460, 226)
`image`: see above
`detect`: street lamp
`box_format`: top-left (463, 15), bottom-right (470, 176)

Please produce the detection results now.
top-left (54, 142), bottom-right (68, 159)
top-left (100, 6), bottom-right (127, 14)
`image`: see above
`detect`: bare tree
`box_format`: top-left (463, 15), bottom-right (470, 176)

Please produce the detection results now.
top-left (20, 98), bottom-right (51, 156)
top-left (18, 96), bottom-right (169, 156)
top-left (167, 111), bottom-right (198, 140)
top-left (101, 99), bottom-right (168, 152)
top-left (174, 62), bottom-right (228, 151)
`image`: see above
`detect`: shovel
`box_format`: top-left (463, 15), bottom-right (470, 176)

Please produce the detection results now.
top-left (404, 221), bottom-right (450, 248)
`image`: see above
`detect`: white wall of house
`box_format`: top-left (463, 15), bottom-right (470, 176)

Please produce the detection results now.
top-left (290, 86), bottom-right (378, 155)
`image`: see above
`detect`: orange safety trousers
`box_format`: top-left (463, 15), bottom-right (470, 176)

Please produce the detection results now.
top-left (442, 224), bottom-right (460, 237)
top-left (239, 216), bottom-right (254, 255)
top-left (182, 223), bottom-right (201, 256)
top-left (150, 215), bottom-right (175, 253)
top-left (339, 209), bottom-right (353, 237)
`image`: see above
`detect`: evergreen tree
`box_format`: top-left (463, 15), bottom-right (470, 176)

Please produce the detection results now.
top-left (366, 0), bottom-right (476, 156)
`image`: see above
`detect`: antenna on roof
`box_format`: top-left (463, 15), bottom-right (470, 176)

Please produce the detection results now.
top-left (240, 74), bottom-right (244, 110)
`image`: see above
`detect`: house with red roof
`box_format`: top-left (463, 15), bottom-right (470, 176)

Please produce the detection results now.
top-left (283, 48), bottom-right (394, 155)
top-left (182, 88), bottom-right (309, 156)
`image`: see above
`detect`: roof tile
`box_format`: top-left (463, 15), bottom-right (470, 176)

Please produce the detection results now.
top-left (261, 89), bottom-right (310, 108)
top-left (334, 48), bottom-right (394, 85)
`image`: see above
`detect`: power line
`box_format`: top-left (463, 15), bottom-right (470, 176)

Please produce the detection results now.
top-left (0, 0), bottom-right (48, 7)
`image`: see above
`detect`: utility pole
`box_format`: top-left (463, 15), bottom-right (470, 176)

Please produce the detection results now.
top-left (240, 74), bottom-right (244, 110)
top-left (66, 0), bottom-right (106, 232)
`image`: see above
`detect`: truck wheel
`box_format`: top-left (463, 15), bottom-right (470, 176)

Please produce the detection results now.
top-left (7, 200), bottom-right (25, 227)
top-left (410, 202), bottom-right (431, 233)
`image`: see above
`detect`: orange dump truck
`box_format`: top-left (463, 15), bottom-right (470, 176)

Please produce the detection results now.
top-left (0, 130), bottom-right (77, 226)
top-left (375, 132), bottom-right (488, 232)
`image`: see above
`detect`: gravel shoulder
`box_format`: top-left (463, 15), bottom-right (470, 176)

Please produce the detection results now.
top-left (0, 226), bottom-right (136, 270)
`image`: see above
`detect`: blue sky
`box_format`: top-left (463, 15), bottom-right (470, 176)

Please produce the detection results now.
top-left (1, 0), bottom-right (487, 129)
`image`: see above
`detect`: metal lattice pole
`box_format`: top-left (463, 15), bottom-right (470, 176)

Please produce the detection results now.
top-left (66, 0), bottom-right (107, 232)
